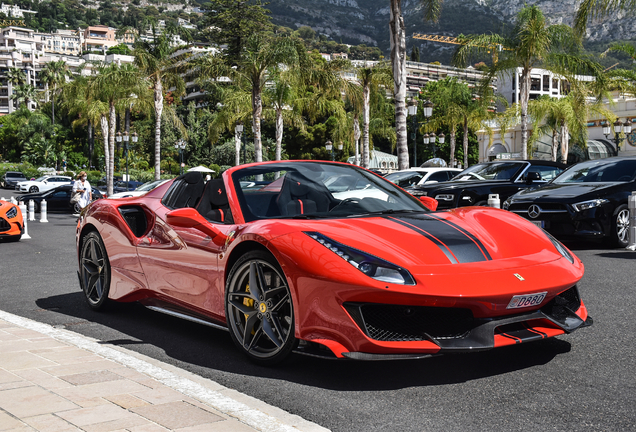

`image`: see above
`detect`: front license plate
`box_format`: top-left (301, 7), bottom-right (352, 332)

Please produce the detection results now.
top-left (529, 220), bottom-right (544, 228)
top-left (507, 292), bottom-right (547, 309)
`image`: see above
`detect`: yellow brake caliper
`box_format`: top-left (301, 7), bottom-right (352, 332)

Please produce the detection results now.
top-left (243, 284), bottom-right (255, 332)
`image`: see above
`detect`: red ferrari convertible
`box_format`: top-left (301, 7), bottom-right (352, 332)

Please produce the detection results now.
top-left (76, 161), bottom-right (591, 364)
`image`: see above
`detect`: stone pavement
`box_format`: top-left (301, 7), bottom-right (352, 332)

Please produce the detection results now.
top-left (0, 311), bottom-right (329, 432)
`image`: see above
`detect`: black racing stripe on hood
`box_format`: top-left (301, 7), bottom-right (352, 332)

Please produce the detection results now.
top-left (424, 213), bottom-right (492, 261)
top-left (386, 214), bottom-right (491, 264)
top-left (388, 217), bottom-right (458, 264)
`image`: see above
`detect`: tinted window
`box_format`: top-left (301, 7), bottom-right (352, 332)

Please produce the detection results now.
top-left (451, 162), bottom-right (525, 181)
top-left (555, 159), bottom-right (636, 183)
top-left (523, 165), bottom-right (563, 181)
top-left (428, 171), bottom-right (451, 182)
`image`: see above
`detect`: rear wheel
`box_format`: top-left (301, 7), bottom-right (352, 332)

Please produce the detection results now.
top-left (79, 232), bottom-right (111, 310)
top-left (73, 202), bottom-right (82, 214)
top-left (612, 205), bottom-right (630, 248)
top-left (225, 251), bottom-right (296, 365)
top-left (29, 186), bottom-right (38, 193)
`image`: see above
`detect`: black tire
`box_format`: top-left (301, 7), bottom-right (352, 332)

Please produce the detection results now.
top-left (73, 202), bottom-right (82, 214)
top-left (29, 186), bottom-right (38, 193)
top-left (79, 231), bottom-right (111, 310)
top-left (225, 251), bottom-right (297, 365)
top-left (612, 204), bottom-right (630, 248)
top-left (33, 201), bottom-right (40, 213)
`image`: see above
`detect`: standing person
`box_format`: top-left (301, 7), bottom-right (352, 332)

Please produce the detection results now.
top-left (72, 171), bottom-right (92, 215)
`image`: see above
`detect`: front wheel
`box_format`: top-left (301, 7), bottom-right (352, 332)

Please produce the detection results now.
top-left (29, 186), bottom-right (38, 193)
top-left (612, 205), bottom-right (630, 248)
top-left (225, 251), bottom-right (297, 365)
top-left (79, 231), bottom-right (111, 310)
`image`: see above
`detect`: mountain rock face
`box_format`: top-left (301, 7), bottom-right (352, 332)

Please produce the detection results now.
top-left (267, 0), bottom-right (630, 64)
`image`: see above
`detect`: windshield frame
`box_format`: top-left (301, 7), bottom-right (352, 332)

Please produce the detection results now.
top-left (450, 161), bottom-right (527, 182)
top-left (231, 161), bottom-right (428, 222)
top-left (553, 158), bottom-right (636, 184)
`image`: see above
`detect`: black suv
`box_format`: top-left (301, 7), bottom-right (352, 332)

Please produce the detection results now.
top-left (2, 171), bottom-right (27, 189)
top-left (407, 160), bottom-right (565, 210)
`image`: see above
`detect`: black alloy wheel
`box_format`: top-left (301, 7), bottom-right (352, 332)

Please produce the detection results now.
top-left (612, 205), bottom-right (630, 248)
top-left (225, 251), bottom-right (296, 365)
top-left (80, 231), bottom-right (111, 310)
top-left (29, 186), bottom-right (38, 193)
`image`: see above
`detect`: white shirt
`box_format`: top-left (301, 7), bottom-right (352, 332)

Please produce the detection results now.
top-left (72, 179), bottom-right (92, 208)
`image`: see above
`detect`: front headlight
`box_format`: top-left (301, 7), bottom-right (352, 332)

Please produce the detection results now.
top-left (305, 232), bottom-right (415, 285)
top-left (572, 199), bottom-right (609, 212)
top-left (435, 194), bottom-right (454, 201)
top-left (5, 206), bottom-right (17, 219)
top-left (502, 199), bottom-right (511, 210)
top-left (544, 231), bottom-right (574, 264)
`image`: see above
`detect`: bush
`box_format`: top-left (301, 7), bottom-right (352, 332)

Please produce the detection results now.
top-left (87, 170), bottom-right (102, 184)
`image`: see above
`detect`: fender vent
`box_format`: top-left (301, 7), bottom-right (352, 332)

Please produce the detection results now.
top-left (118, 206), bottom-right (148, 237)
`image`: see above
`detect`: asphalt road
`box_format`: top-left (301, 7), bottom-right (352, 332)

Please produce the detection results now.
top-left (1, 189), bottom-right (635, 432)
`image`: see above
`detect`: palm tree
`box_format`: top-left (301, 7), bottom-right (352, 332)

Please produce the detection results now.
top-left (90, 63), bottom-right (147, 196)
top-left (529, 80), bottom-right (615, 164)
top-left (388, 0), bottom-right (443, 170)
top-left (40, 60), bottom-right (70, 127)
top-left (206, 85), bottom-right (252, 166)
top-left (6, 67), bottom-right (26, 111)
top-left (263, 68), bottom-right (306, 164)
top-left (453, 5), bottom-right (585, 160)
top-left (134, 29), bottom-right (187, 180)
top-left (11, 84), bottom-right (38, 110)
top-left (355, 64), bottom-right (393, 168)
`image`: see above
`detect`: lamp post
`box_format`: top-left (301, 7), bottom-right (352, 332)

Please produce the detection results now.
top-left (175, 139), bottom-right (186, 175)
top-left (325, 140), bottom-right (334, 161)
top-left (122, 131), bottom-right (130, 190)
top-left (116, 131), bottom-right (122, 175)
top-left (604, 119), bottom-right (632, 152)
top-left (408, 98), bottom-right (418, 167)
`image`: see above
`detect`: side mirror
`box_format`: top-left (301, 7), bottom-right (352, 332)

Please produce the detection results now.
top-left (526, 171), bottom-right (541, 184)
top-left (419, 196), bottom-right (439, 211)
top-left (166, 207), bottom-right (227, 242)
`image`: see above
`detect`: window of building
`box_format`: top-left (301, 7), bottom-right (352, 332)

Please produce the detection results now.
top-left (543, 75), bottom-right (549, 91)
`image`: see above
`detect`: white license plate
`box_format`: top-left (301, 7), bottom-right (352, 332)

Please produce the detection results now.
top-left (529, 220), bottom-right (544, 228)
top-left (507, 292), bottom-right (547, 309)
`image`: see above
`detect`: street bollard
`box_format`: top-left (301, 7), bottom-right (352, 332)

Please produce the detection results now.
top-left (40, 199), bottom-right (48, 223)
top-left (1, 197), bottom-right (5, 201)
top-left (627, 192), bottom-right (636, 251)
top-left (28, 200), bottom-right (35, 221)
top-left (487, 194), bottom-right (500, 208)
top-left (10, 196), bottom-right (17, 204)
top-left (18, 202), bottom-right (31, 240)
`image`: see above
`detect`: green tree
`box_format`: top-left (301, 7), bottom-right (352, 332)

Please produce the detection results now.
top-left (134, 29), bottom-right (187, 180)
top-left (204, 0), bottom-right (272, 63)
top-left (6, 67), bottom-right (26, 111)
top-left (453, 5), bottom-right (586, 159)
top-left (40, 60), bottom-right (71, 127)
top-left (11, 85), bottom-right (39, 110)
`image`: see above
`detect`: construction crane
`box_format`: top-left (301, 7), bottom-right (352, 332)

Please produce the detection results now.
top-left (413, 33), bottom-right (510, 63)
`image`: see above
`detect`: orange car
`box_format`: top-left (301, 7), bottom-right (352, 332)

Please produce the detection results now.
top-left (0, 199), bottom-right (23, 241)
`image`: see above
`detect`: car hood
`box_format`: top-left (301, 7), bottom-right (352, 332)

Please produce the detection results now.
top-left (513, 182), bottom-right (620, 200)
top-left (263, 208), bottom-right (566, 270)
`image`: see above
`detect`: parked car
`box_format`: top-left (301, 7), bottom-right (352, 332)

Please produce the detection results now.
top-left (2, 171), bottom-right (27, 189)
top-left (408, 160), bottom-right (565, 209)
top-left (385, 167), bottom-right (462, 188)
top-left (108, 179), bottom-right (170, 199)
top-left (0, 199), bottom-right (23, 241)
top-left (503, 156), bottom-right (636, 247)
top-left (16, 175), bottom-right (72, 193)
top-left (75, 160), bottom-right (590, 365)
top-left (19, 184), bottom-right (103, 213)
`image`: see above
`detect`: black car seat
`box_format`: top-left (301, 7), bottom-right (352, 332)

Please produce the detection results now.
top-left (172, 171), bottom-right (205, 208)
top-left (196, 179), bottom-right (233, 223)
top-left (276, 172), bottom-right (331, 215)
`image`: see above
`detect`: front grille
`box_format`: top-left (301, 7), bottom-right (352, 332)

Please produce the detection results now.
top-left (541, 286), bottom-right (581, 323)
top-left (509, 203), bottom-right (568, 212)
top-left (344, 303), bottom-right (474, 342)
top-left (0, 216), bottom-right (10, 232)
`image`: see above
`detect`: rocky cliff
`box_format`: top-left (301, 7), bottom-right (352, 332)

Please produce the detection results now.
top-left (267, 0), bottom-right (633, 65)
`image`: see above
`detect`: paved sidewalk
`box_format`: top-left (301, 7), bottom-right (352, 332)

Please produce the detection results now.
top-left (0, 311), bottom-right (329, 432)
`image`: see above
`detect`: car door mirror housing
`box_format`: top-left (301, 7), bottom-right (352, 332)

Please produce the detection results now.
top-left (419, 196), bottom-right (439, 211)
top-left (166, 207), bottom-right (226, 242)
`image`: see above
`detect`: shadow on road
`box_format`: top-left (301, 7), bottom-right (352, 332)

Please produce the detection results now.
top-left (36, 292), bottom-right (572, 392)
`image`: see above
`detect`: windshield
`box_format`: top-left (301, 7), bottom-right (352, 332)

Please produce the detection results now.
top-left (232, 162), bottom-right (427, 221)
top-left (384, 171), bottom-right (425, 187)
top-left (35, 176), bottom-right (47, 182)
top-left (554, 159), bottom-right (636, 183)
top-left (8, 172), bottom-right (26, 179)
top-left (450, 162), bottom-right (525, 182)
top-left (136, 180), bottom-right (164, 191)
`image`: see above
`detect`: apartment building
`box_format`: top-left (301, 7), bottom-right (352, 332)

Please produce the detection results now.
top-left (81, 25), bottom-right (118, 53)
top-left (38, 29), bottom-right (81, 56)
